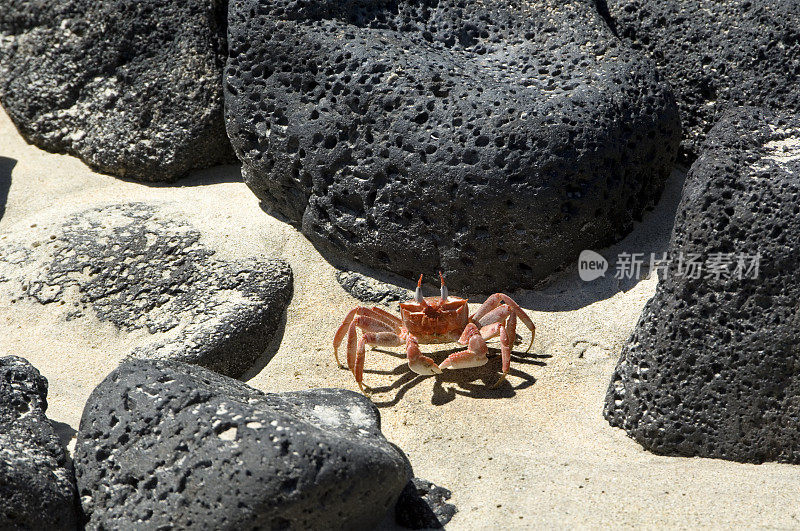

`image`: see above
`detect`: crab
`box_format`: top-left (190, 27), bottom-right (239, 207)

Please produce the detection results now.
top-left (333, 273), bottom-right (536, 392)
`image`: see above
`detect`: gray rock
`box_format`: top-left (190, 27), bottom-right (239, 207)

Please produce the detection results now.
top-left (395, 478), bottom-right (456, 529)
top-left (0, 0), bottom-right (234, 181)
top-left (0, 356), bottom-right (78, 530)
top-left (605, 107), bottom-right (800, 463)
top-left (74, 359), bottom-right (411, 530)
top-left (0, 203), bottom-right (293, 378)
top-left (225, 0), bottom-right (680, 293)
top-left (603, 0), bottom-right (800, 161)
top-left (336, 270), bottom-right (412, 306)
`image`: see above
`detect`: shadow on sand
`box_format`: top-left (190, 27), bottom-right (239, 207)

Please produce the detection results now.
top-left (348, 343), bottom-right (551, 408)
top-left (0, 156), bottom-right (16, 221)
top-left (110, 163), bottom-right (244, 188)
top-left (514, 167), bottom-right (687, 312)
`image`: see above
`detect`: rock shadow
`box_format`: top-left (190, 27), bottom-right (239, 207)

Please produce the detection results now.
top-left (517, 167), bottom-right (687, 312)
top-left (0, 156), bottom-right (16, 221)
top-left (174, 163), bottom-right (243, 187)
top-left (51, 420), bottom-right (77, 451)
top-left (113, 163), bottom-right (243, 188)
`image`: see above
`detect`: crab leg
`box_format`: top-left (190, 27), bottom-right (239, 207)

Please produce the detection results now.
top-left (333, 308), bottom-right (359, 366)
top-left (347, 315), bottom-right (399, 373)
top-left (371, 332), bottom-right (405, 347)
top-left (355, 336), bottom-right (366, 392)
top-left (490, 323), bottom-right (513, 388)
top-left (461, 320), bottom-right (502, 342)
top-left (442, 325), bottom-right (489, 370)
top-left (478, 322), bottom-right (502, 340)
top-left (479, 310), bottom-right (518, 342)
top-left (475, 304), bottom-right (512, 328)
top-left (334, 307), bottom-right (400, 366)
top-left (346, 321), bottom-right (358, 373)
top-left (353, 332), bottom-right (404, 393)
top-left (353, 315), bottom-right (395, 334)
top-left (470, 294), bottom-right (503, 323)
top-left (500, 324), bottom-right (511, 374)
top-left (506, 311), bottom-right (517, 348)
top-left (471, 293), bottom-right (535, 352)
top-left (369, 306), bottom-right (402, 328)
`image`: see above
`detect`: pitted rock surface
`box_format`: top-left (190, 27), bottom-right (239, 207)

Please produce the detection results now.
top-left (336, 270), bottom-right (412, 305)
top-left (0, 203), bottom-right (293, 377)
top-left (225, 0), bottom-right (681, 292)
top-left (604, 0), bottom-right (800, 160)
top-left (74, 359), bottom-right (410, 530)
top-left (605, 107), bottom-right (800, 463)
top-left (0, 0), bottom-right (233, 181)
top-left (0, 356), bottom-right (78, 530)
top-left (395, 478), bottom-right (457, 529)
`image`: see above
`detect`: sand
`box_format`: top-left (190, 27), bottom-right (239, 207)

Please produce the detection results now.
top-left (2, 105), bottom-right (800, 529)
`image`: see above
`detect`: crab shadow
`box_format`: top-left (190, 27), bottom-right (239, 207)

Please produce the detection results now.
top-left (359, 345), bottom-right (551, 408)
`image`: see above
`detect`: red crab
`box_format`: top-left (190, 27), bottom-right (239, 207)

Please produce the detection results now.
top-left (333, 273), bottom-right (536, 392)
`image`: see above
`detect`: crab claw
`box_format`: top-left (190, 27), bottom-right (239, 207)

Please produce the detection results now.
top-left (458, 322), bottom-right (480, 345)
top-left (441, 330), bottom-right (489, 370)
top-left (439, 350), bottom-right (489, 370)
top-left (409, 356), bottom-right (443, 376)
top-left (406, 335), bottom-right (442, 376)
top-left (439, 271), bottom-right (448, 301)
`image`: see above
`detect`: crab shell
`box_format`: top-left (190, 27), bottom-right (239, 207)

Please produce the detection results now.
top-left (398, 296), bottom-right (469, 343)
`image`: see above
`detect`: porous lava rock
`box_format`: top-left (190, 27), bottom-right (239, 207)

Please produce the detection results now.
top-left (336, 270), bottom-right (412, 305)
top-left (0, 0), bottom-right (233, 181)
top-left (74, 359), bottom-right (411, 529)
top-left (0, 356), bottom-right (78, 529)
top-left (0, 203), bottom-right (293, 378)
top-left (603, 0), bottom-right (800, 160)
top-left (605, 107), bottom-right (800, 463)
top-left (225, 0), bottom-right (681, 292)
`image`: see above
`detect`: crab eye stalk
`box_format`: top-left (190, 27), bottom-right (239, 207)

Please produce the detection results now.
top-left (439, 271), bottom-right (448, 301)
top-left (414, 273), bottom-right (425, 303)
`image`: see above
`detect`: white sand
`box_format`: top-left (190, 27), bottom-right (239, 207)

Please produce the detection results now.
top-left (2, 106), bottom-right (800, 528)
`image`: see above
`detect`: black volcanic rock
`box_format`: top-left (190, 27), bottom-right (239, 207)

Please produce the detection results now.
top-left (395, 478), bottom-right (456, 529)
top-left (0, 356), bottom-right (78, 530)
top-left (604, 0), bottom-right (800, 160)
top-left (0, 0), bottom-right (233, 181)
top-left (225, 0), bottom-right (681, 292)
top-left (336, 270), bottom-right (412, 305)
top-left (605, 107), bottom-right (800, 463)
top-left (0, 203), bottom-right (293, 378)
top-left (74, 359), bottom-right (411, 529)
